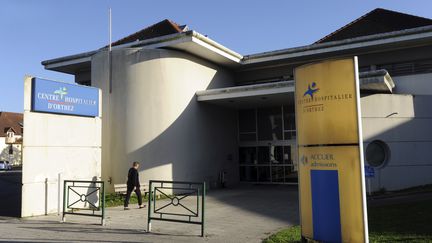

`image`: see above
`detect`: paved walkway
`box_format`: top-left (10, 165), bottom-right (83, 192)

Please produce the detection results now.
top-left (0, 185), bottom-right (299, 243)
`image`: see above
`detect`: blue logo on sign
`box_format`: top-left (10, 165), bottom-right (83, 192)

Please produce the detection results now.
top-left (300, 155), bottom-right (309, 166)
top-left (31, 78), bottom-right (99, 117)
top-left (304, 82), bottom-right (319, 98)
top-left (54, 87), bottom-right (68, 99)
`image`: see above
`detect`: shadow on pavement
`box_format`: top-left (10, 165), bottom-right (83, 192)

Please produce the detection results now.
top-left (144, 231), bottom-right (204, 238)
top-left (208, 184), bottom-right (299, 224)
top-left (18, 225), bottom-right (145, 235)
top-left (0, 239), bottom-right (148, 243)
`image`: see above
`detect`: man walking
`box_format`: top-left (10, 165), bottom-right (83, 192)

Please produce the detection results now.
top-left (124, 161), bottom-right (144, 210)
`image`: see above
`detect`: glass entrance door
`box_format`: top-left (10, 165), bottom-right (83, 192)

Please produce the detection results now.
top-left (239, 145), bottom-right (298, 184)
top-left (238, 106), bottom-right (298, 184)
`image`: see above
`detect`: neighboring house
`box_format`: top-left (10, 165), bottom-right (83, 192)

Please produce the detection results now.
top-left (0, 112), bottom-right (23, 166)
top-left (42, 8), bottom-right (432, 192)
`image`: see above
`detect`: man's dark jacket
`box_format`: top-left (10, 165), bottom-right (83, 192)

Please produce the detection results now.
top-left (127, 168), bottom-right (140, 188)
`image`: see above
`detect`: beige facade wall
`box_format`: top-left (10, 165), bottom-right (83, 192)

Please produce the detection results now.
top-left (392, 73), bottom-right (432, 95)
top-left (21, 77), bottom-right (102, 217)
top-left (91, 48), bottom-right (238, 192)
top-left (361, 93), bottom-right (432, 191)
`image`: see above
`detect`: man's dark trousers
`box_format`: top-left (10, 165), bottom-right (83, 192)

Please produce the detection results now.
top-left (124, 186), bottom-right (143, 207)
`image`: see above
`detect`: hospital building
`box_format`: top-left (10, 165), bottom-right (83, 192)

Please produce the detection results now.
top-left (41, 8), bottom-right (432, 193)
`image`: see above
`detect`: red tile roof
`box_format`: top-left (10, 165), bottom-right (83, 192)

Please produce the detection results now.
top-left (110, 19), bottom-right (185, 47)
top-left (316, 8), bottom-right (432, 44)
top-left (0, 112), bottom-right (23, 137)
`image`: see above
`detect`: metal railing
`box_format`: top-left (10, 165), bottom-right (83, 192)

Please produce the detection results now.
top-left (62, 180), bottom-right (105, 225)
top-left (147, 180), bottom-right (206, 237)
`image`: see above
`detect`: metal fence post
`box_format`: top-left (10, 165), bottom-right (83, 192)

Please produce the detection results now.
top-left (62, 180), bottom-right (66, 222)
top-left (101, 181), bottom-right (105, 226)
top-left (201, 182), bottom-right (205, 237)
top-left (147, 180), bottom-right (152, 232)
top-left (58, 173), bottom-right (62, 216)
top-left (45, 178), bottom-right (48, 216)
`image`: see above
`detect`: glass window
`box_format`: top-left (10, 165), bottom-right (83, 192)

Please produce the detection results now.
top-left (284, 131), bottom-right (297, 140)
top-left (239, 133), bottom-right (256, 142)
top-left (366, 140), bottom-right (390, 167)
top-left (270, 146), bottom-right (283, 164)
top-left (359, 66), bottom-right (371, 72)
top-left (240, 166), bottom-right (257, 182)
top-left (258, 146), bottom-right (270, 164)
top-left (415, 59), bottom-right (432, 73)
top-left (238, 105), bottom-right (299, 184)
top-left (239, 147), bottom-right (257, 165)
top-left (283, 105), bottom-right (296, 131)
top-left (257, 167), bottom-right (271, 182)
top-left (239, 109), bottom-right (256, 133)
top-left (283, 146), bottom-right (292, 164)
top-left (284, 165), bottom-right (298, 183)
top-left (257, 107), bottom-right (282, 141)
top-left (271, 166), bottom-right (284, 183)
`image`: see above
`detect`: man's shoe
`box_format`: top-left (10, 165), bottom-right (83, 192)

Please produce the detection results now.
top-left (139, 205), bottom-right (146, 209)
top-left (124, 207), bottom-right (130, 210)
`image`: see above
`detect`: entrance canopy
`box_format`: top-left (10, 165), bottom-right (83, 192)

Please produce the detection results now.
top-left (196, 70), bottom-right (394, 107)
top-left (196, 81), bottom-right (294, 109)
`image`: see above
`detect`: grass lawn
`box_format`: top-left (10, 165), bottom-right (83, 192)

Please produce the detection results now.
top-left (264, 226), bottom-right (301, 243)
top-left (263, 199), bottom-right (432, 243)
top-left (104, 193), bottom-right (170, 207)
top-left (105, 193), bottom-right (148, 207)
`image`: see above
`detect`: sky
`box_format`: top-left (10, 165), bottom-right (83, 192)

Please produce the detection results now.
top-left (1, 0), bottom-right (432, 113)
